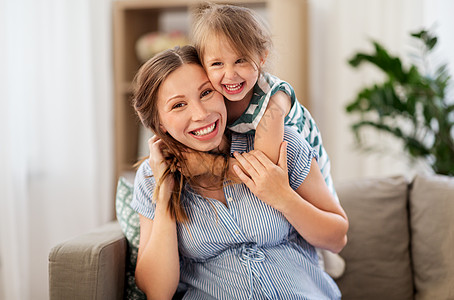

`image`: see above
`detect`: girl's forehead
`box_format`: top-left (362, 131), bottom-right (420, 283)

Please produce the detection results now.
top-left (204, 33), bottom-right (242, 56)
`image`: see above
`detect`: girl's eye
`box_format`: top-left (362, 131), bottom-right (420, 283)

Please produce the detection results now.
top-left (211, 62), bottom-right (222, 67)
top-left (236, 58), bottom-right (247, 64)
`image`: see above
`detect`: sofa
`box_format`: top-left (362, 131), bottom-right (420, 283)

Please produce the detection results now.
top-left (48, 174), bottom-right (454, 299)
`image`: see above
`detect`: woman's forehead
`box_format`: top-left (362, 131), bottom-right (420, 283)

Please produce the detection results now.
top-left (159, 64), bottom-right (208, 100)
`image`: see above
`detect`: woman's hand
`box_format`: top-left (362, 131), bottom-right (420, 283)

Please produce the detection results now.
top-left (148, 136), bottom-right (174, 204)
top-left (233, 141), bottom-right (292, 211)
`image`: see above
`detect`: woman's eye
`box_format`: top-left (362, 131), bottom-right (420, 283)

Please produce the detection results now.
top-left (172, 102), bottom-right (185, 109)
top-left (201, 89), bottom-right (213, 98)
top-left (211, 62), bottom-right (222, 67)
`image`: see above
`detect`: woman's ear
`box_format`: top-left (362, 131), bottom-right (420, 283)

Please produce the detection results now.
top-left (159, 123), bottom-right (167, 133)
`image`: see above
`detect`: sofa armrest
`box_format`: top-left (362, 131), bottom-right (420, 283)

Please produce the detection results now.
top-left (49, 221), bottom-right (127, 300)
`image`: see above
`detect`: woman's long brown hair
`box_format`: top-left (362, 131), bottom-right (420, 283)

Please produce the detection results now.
top-left (132, 45), bottom-right (229, 223)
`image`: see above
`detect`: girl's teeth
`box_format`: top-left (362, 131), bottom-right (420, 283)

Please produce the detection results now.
top-left (224, 83), bottom-right (242, 91)
top-left (193, 123), bottom-right (216, 136)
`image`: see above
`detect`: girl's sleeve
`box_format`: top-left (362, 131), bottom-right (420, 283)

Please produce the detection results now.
top-left (130, 160), bottom-right (157, 220)
top-left (284, 127), bottom-right (319, 191)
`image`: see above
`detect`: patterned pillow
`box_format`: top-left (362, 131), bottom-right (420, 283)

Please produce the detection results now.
top-left (115, 177), bottom-right (146, 300)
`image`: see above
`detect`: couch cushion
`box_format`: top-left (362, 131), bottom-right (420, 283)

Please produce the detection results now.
top-left (116, 177), bottom-right (146, 300)
top-left (410, 174), bottom-right (454, 300)
top-left (335, 176), bottom-right (413, 300)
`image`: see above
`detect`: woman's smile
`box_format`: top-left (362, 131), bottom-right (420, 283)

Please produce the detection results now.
top-left (157, 64), bottom-right (227, 152)
top-left (190, 120), bottom-right (218, 138)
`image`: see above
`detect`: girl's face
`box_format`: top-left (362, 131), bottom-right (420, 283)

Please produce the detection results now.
top-left (157, 64), bottom-right (227, 152)
top-left (202, 36), bottom-right (262, 104)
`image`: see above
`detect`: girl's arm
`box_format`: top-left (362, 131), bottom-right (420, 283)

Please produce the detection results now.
top-left (233, 142), bottom-right (348, 253)
top-left (134, 136), bottom-right (180, 299)
top-left (254, 91), bottom-right (291, 164)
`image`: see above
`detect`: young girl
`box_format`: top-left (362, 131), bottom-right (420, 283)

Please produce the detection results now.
top-left (191, 3), bottom-right (339, 204)
top-left (131, 45), bottom-right (347, 299)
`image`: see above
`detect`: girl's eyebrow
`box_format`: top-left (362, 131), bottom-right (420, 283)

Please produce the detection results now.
top-left (205, 56), bottom-right (220, 62)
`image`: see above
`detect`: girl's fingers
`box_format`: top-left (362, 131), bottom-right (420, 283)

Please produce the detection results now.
top-left (233, 164), bottom-right (256, 190)
top-left (248, 150), bottom-right (277, 170)
top-left (234, 151), bottom-right (268, 174)
top-left (244, 151), bottom-right (268, 173)
top-left (233, 152), bottom-right (259, 177)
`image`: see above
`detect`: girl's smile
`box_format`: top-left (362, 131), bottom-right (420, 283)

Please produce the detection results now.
top-left (223, 82), bottom-right (245, 95)
top-left (202, 37), bottom-right (261, 103)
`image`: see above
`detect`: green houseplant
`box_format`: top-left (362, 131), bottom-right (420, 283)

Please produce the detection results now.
top-left (345, 29), bottom-right (454, 176)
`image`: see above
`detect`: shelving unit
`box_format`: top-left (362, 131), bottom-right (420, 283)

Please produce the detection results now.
top-left (112, 0), bottom-right (308, 181)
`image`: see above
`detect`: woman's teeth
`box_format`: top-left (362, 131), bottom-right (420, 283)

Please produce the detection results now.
top-left (224, 83), bottom-right (242, 91)
top-left (192, 123), bottom-right (216, 136)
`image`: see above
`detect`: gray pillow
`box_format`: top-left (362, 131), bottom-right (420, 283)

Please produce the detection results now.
top-left (335, 176), bottom-right (413, 300)
top-left (409, 174), bottom-right (454, 300)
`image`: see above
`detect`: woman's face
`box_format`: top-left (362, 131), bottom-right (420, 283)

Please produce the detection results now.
top-left (157, 63), bottom-right (227, 152)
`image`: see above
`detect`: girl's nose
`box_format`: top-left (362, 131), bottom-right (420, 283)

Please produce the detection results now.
top-left (224, 65), bottom-right (238, 80)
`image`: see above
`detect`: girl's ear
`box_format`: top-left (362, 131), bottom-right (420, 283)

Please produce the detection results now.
top-left (260, 50), bottom-right (269, 66)
top-left (159, 123), bottom-right (167, 133)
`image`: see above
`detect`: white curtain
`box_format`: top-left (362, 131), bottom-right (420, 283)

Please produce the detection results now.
top-left (0, 0), bottom-right (114, 299)
top-left (308, 0), bottom-right (454, 182)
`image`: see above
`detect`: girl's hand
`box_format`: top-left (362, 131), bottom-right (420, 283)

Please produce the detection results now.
top-left (148, 136), bottom-right (174, 204)
top-left (232, 141), bottom-right (292, 211)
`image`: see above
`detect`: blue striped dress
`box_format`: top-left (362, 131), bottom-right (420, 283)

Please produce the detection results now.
top-left (131, 127), bottom-right (341, 300)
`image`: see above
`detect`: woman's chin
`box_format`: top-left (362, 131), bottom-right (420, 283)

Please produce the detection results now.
top-left (187, 135), bottom-right (224, 153)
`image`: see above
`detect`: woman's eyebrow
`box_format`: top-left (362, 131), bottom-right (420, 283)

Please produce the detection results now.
top-left (198, 80), bottom-right (211, 91)
top-left (166, 95), bottom-right (184, 103)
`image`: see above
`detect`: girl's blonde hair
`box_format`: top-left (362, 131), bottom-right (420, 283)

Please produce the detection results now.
top-left (192, 3), bottom-right (272, 72)
top-left (132, 45), bottom-right (229, 223)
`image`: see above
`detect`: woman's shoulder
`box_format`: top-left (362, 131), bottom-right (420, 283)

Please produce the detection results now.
top-left (131, 159), bottom-right (157, 219)
top-left (283, 126), bottom-right (318, 190)
top-left (283, 126), bottom-right (312, 152)
top-left (134, 159), bottom-right (153, 181)
top-left (133, 159), bottom-right (155, 199)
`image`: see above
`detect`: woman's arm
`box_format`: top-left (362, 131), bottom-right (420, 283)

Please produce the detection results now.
top-left (136, 211), bottom-right (179, 299)
top-left (254, 91), bottom-right (291, 164)
top-left (233, 142), bottom-right (348, 253)
top-left (134, 136), bottom-right (180, 299)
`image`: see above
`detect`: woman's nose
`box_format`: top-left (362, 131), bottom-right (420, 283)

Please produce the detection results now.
top-left (191, 101), bottom-right (209, 121)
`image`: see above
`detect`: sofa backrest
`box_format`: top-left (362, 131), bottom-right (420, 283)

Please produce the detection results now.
top-left (409, 174), bottom-right (454, 300)
top-left (335, 176), bottom-right (414, 300)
